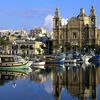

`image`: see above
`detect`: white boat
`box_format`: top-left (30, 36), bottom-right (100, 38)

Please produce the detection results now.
top-left (32, 65), bottom-right (45, 69)
top-left (31, 58), bottom-right (45, 69)
top-left (32, 60), bottom-right (45, 69)
top-left (82, 54), bottom-right (93, 64)
top-left (0, 55), bottom-right (32, 69)
top-left (33, 61), bottom-right (45, 66)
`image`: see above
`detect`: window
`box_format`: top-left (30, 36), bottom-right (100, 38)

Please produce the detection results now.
top-left (1, 57), bottom-right (14, 62)
top-left (73, 32), bottom-right (77, 39)
top-left (56, 20), bottom-right (59, 27)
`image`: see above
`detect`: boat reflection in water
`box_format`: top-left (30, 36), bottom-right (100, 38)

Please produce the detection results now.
top-left (0, 68), bottom-right (32, 88)
top-left (30, 69), bottom-right (51, 83)
top-left (0, 62), bottom-right (100, 100)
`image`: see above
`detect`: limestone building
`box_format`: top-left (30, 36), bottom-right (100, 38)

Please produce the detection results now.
top-left (53, 6), bottom-right (100, 53)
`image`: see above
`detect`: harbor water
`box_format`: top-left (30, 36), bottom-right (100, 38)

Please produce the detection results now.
top-left (0, 63), bottom-right (100, 100)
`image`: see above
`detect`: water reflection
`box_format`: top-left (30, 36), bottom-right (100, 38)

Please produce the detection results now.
top-left (0, 63), bottom-right (100, 100)
top-left (51, 64), bottom-right (100, 100)
top-left (30, 69), bottom-right (51, 83)
top-left (0, 68), bottom-right (31, 88)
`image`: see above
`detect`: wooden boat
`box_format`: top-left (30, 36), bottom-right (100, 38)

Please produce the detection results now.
top-left (0, 55), bottom-right (32, 69)
top-left (45, 53), bottom-right (65, 64)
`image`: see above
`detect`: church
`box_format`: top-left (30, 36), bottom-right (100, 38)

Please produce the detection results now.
top-left (53, 6), bottom-right (100, 53)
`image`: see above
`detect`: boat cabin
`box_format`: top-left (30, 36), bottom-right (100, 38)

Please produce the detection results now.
top-left (0, 55), bottom-right (26, 64)
top-left (0, 55), bottom-right (15, 63)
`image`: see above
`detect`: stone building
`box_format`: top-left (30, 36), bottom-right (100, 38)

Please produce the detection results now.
top-left (30, 27), bottom-right (47, 37)
top-left (53, 6), bottom-right (100, 53)
top-left (11, 40), bottom-right (44, 56)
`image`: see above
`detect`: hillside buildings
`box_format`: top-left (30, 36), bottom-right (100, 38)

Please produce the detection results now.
top-left (0, 29), bottom-right (46, 55)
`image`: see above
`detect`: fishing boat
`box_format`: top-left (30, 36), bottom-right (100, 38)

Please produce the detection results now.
top-left (0, 55), bottom-right (32, 69)
top-left (45, 53), bottom-right (65, 64)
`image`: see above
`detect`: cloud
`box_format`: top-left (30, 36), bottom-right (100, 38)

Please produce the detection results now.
top-left (62, 18), bottom-right (68, 25)
top-left (43, 14), bottom-right (68, 32)
top-left (43, 14), bottom-right (53, 32)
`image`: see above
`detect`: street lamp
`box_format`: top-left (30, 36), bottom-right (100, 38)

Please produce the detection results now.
top-left (12, 41), bottom-right (17, 55)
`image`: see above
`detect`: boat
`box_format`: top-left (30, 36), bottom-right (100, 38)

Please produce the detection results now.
top-left (31, 57), bottom-right (45, 69)
top-left (45, 53), bottom-right (65, 64)
top-left (31, 61), bottom-right (45, 69)
top-left (81, 54), bottom-right (93, 63)
top-left (0, 55), bottom-right (32, 69)
top-left (33, 60), bottom-right (45, 66)
top-left (89, 54), bottom-right (100, 66)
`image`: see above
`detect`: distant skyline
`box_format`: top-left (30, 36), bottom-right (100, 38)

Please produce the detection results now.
top-left (0, 0), bottom-right (100, 31)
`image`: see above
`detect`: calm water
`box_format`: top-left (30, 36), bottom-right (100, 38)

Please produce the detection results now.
top-left (0, 63), bottom-right (100, 100)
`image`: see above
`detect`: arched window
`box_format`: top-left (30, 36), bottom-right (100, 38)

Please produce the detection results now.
top-left (73, 32), bottom-right (77, 39)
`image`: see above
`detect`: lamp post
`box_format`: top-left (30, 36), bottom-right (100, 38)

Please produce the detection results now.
top-left (12, 41), bottom-right (17, 55)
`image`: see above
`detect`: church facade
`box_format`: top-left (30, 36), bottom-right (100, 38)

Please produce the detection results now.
top-left (53, 6), bottom-right (100, 53)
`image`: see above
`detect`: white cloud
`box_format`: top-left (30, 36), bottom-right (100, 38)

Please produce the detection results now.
top-left (43, 14), bottom-right (68, 32)
top-left (62, 18), bottom-right (68, 25)
top-left (43, 14), bottom-right (53, 32)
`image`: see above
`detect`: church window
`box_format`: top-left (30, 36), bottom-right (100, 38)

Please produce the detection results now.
top-left (91, 18), bottom-right (95, 25)
top-left (56, 20), bottom-right (59, 27)
top-left (73, 32), bottom-right (77, 39)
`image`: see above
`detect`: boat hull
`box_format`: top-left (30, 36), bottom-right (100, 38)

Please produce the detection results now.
top-left (31, 65), bottom-right (45, 69)
top-left (0, 61), bottom-right (32, 69)
top-left (46, 58), bottom-right (65, 64)
top-left (33, 62), bottom-right (45, 66)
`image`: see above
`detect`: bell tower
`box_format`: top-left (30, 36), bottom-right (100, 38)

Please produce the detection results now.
top-left (53, 8), bottom-right (63, 53)
top-left (90, 5), bottom-right (97, 27)
top-left (89, 5), bottom-right (97, 45)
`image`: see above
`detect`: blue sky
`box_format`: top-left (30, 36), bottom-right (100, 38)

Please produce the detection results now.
top-left (0, 0), bottom-right (100, 31)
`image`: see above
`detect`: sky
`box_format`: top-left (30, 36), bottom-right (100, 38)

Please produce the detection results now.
top-left (0, 0), bottom-right (100, 31)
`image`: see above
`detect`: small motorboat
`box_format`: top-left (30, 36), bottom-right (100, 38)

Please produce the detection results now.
top-left (32, 61), bottom-right (45, 69)
top-left (33, 61), bottom-right (45, 66)
top-left (0, 55), bottom-right (32, 69)
top-left (45, 53), bottom-right (65, 65)
top-left (31, 57), bottom-right (45, 69)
